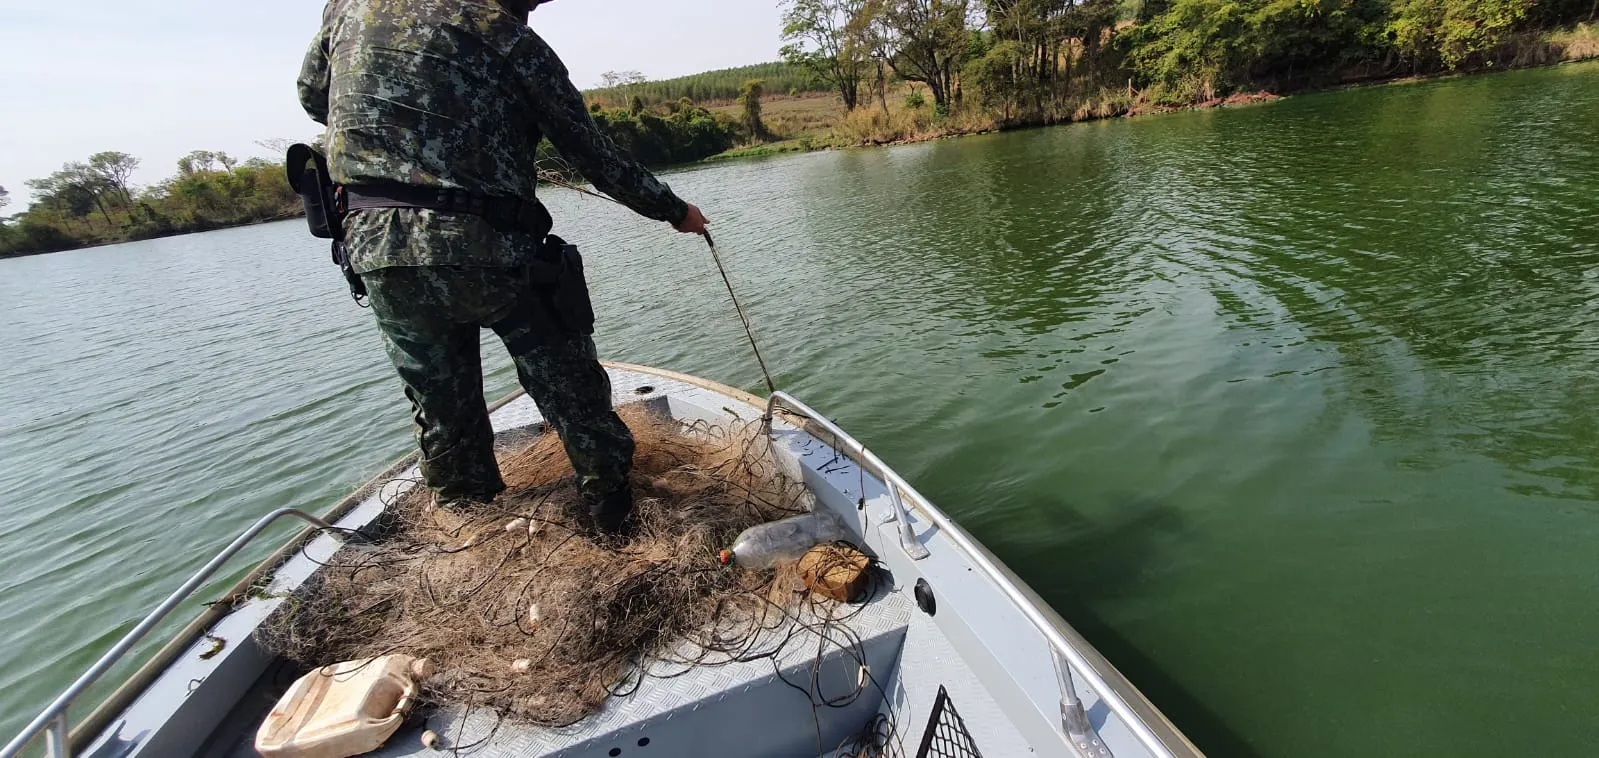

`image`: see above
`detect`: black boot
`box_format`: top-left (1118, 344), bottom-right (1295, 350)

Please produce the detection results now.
top-left (589, 489), bottom-right (636, 537)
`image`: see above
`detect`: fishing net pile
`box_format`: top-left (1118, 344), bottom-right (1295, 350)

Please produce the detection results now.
top-left (259, 406), bottom-right (822, 726)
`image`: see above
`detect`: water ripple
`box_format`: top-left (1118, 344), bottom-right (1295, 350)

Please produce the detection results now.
top-left (2, 62), bottom-right (1598, 757)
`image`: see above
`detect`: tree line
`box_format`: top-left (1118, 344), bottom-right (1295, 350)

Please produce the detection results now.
top-left (2, 102), bottom-right (751, 257)
top-left (584, 62), bottom-right (831, 107)
top-left (780, 0), bottom-right (1598, 124)
top-left (0, 148), bottom-right (303, 258)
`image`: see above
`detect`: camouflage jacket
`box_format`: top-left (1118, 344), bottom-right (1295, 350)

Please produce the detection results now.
top-left (297, 0), bottom-right (687, 273)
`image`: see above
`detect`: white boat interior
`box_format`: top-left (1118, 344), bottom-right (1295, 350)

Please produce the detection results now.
top-left (5, 364), bottom-right (1201, 758)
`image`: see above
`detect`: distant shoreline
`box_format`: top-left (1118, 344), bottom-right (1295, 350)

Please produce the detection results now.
top-left (0, 214), bottom-right (300, 261)
top-left (7, 55), bottom-right (1595, 260)
top-left (704, 55), bottom-right (1599, 163)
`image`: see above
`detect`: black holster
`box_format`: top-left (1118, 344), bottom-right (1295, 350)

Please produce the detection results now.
top-left (285, 144), bottom-right (366, 303)
top-left (535, 234), bottom-right (595, 336)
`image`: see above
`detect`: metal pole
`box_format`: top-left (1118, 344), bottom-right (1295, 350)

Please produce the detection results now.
top-left (1055, 649), bottom-right (1113, 757)
top-left (0, 509), bottom-right (345, 758)
top-left (882, 481), bottom-right (931, 560)
top-left (44, 715), bottom-right (68, 758)
top-left (701, 232), bottom-right (777, 398)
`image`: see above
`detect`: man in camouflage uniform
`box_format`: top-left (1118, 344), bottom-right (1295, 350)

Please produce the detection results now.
top-left (297, 0), bottom-right (708, 534)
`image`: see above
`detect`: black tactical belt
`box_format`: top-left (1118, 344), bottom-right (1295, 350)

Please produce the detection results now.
top-left (344, 184), bottom-right (553, 237)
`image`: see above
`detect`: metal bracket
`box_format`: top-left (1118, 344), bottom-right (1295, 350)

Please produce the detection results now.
top-left (1054, 649), bottom-right (1114, 758)
top-left (886, 481), bottom-right (930, 560)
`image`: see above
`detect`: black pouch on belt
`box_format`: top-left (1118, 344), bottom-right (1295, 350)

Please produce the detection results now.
top-left (285, 144), bottom-right (342, 240)
top-left (536, 234), bottom-right (596, 336)
top-left (285, 143), bottom-right (367, 303)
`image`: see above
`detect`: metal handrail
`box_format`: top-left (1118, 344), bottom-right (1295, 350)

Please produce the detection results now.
top-left (1, 508), bottom-right (350, 758)
top-left (766, 391), bottom-right (1182, 758)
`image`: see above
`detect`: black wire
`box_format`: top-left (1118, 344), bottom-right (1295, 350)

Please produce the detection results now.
top-left (264, 416), bottom-right (913, 752)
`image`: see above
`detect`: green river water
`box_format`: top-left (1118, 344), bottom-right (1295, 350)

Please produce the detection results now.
top-left (2, 62), bottom-right (1597, 756)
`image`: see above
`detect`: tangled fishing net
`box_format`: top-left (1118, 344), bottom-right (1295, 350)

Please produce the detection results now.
top-left (259, 406), bottom-right (826, 727)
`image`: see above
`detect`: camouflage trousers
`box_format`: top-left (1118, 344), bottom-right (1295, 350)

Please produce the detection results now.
top-left (361, 265), bottom-right (634, 503)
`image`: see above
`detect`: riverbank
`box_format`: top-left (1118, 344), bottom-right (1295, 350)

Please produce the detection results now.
top-left (702, 89), bottom-right (1281, 161)
top-left (705, 24), bottom-right (1599, 163)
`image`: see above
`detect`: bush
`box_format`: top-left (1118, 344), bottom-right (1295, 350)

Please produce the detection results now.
top-left (586, 103), bottom-right (740, 166)
top-left (904, 88), bottom-right (927, 109)
top-left (1124, 0), bottom-right (1390, 92)
top-left (1147, 74), bottom-right (1217, 105)
top-left (964, 41), bottom-right (1027, 120)
top-left (1392, 0), bottom-right (1539, 69)
top-left (833, 108), bottom-right (925, 143)
top-left (1547, 23), bottom-right (1599, 61)
top-left (0, 219), bottom-right (78, 256)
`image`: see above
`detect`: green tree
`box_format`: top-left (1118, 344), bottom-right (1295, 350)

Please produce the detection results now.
top-left (27, 164), bottom-right (115, 226)
top-left (1123, 0), bottom-right (1248, 93)
top-left (781, 0), bottom-right (871, 110)
top-left (0, 185), bottom-right (9, 214)
top-left (178, 150), bottom-right (228, 176)
top-left (87, 151), bottom-right (140, 208)
top-left (983, 0), bottom-right (1067, 97)
top-left (1125, 0), bottom-right (1391, 94)
top-left (739, 79), bottom-right (772, 140)
top-left (867, 0), bottom-right (973, 110)
top-left (1388, 0), bottom-right (1535, 69)
top-left (598, 70), bottom-right (648, 87)
top-left (963, 39), bottom-right (1026, 120)
top-left (584, 62), bottom-right (825, 108)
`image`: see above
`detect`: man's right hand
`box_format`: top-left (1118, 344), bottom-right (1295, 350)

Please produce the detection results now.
top-left (675, 203), bottom-right (709, 235)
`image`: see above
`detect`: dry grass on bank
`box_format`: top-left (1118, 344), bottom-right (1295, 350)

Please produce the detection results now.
top-left (1548, 23), bottom-right (1599, 61)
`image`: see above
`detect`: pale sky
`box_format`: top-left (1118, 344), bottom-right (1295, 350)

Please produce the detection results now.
top-left (0, 1), bottom-right (784, 205)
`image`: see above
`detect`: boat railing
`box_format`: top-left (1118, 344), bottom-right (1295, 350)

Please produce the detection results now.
top-left (0, 508), bottom-right (352, 758)
top-left (766, 390), bottom-right (1193, 758)
top-left (5, 387), bottom-right (1194, 758)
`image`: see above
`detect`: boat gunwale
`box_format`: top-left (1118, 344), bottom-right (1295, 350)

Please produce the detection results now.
top-left (763, 389), bottom-right (1201, 758)
top-left (64, 389), bottom-right (526, 750)
top-left (53, 362), bottom-right (1195, 757)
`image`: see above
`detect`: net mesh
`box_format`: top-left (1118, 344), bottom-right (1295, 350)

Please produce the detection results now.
top-left (915, 686), bottom-right (984, 758)
top-left (257, 405), bottom-right (822, 727)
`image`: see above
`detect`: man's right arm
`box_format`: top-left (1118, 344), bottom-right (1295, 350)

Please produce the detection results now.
top-left (513, 31), bottom-right (689, 226)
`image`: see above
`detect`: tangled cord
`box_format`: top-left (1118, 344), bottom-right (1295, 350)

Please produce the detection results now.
top-left (257, 407), bottom-right (899, 755)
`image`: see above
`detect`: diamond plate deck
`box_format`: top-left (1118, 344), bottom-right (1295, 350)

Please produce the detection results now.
top-left (359, 587), bottom-right (911, 758)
